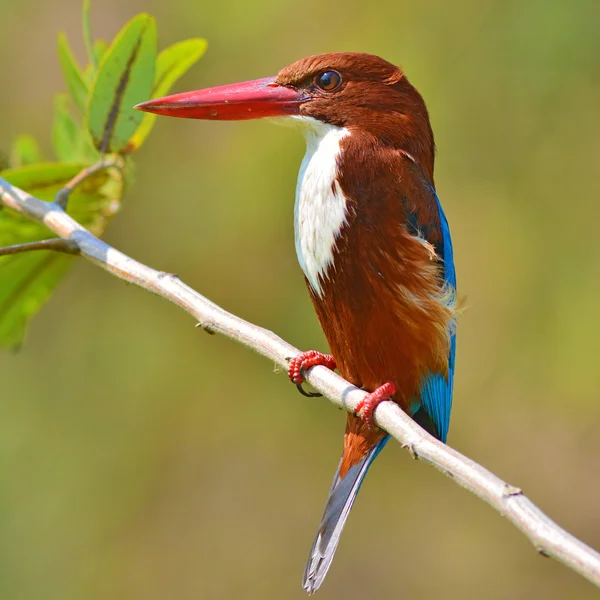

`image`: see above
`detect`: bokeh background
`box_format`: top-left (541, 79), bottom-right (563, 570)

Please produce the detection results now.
top-left (1, 0), bottom-right (600, 598)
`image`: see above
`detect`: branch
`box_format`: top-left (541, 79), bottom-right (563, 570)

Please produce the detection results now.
top-left (0, 238), bottom-right (80, 256)
top-left (1, 175), bottom-right (599, 589)
top-left (54, 154), bottom-right (124, 209)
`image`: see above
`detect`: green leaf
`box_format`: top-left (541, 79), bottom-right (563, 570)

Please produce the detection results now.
top-left (127, 38), bottom-right (207, 151)
top-left (82, 0), bottom-right (96, 70)
top-left (57, 32), bottom-right (89, 113)
top-left (84, 40), bottom-right (109, 86)
top-left (1, 163), bottom-right (83, 198)
top-left (93, 39), bottom-right (108, 65)
top-left (10, 135), bottom-right (44, 167)
top-left (153, 39), bottom-right (207, 97)
top-left (51, 95), bottom-right (100, 163)
top-left (87, 14), bottom-right (157, 153)
top-left (0, 162), bottom-right (124, 348)
top-left (52, 95), bottom-right (80, 162)
top-left (0, 251), bottom-right (73, 350)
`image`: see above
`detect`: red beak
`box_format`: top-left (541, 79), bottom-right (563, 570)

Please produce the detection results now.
top-left (135, 76), bottom-right (306, 121)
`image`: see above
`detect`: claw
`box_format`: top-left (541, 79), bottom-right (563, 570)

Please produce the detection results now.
top-left (288, 351), bottom-right (337, 390)
top-left (296, 383), bottom-right (322, 398)
top-left (355, 381), bottom-right (397, 430)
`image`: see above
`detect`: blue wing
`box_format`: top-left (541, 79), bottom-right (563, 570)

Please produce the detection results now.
top-left (418, 186), bottom-right (456, 442)
top-left (401, 172), bottom-right (456, 442)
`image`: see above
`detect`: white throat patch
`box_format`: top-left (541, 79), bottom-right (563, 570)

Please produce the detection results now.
top-left (288, 117), bottom-right (350, 297)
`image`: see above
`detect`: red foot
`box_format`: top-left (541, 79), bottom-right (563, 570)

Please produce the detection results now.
top-left (355, 381), bottom-right (397, 430)
top-left (288, 350), bottom-right (336, 384)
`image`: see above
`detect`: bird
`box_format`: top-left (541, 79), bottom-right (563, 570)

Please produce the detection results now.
top-left (136, 52), bottom-right (457, 594)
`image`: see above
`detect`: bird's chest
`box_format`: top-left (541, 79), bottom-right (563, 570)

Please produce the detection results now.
top-left (294, 124), bottom-right (350, 297)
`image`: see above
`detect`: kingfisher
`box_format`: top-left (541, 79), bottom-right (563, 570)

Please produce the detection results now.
top-left (137, 52), bottom-right (457, 594)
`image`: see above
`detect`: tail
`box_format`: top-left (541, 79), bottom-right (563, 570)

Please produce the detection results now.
top-left (302, 434), bottom-right (390, 594)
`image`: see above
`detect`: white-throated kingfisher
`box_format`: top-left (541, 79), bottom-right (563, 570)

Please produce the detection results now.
top-left (136, 53), bottom-right (457, 594)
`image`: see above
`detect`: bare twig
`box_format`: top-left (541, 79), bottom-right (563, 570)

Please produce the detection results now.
top-left (0, 238), bottom-right (80, 256)
top-left (54, 154), bottom-right (125, 210)
top-left (0, 175), bottom-right (599, 589)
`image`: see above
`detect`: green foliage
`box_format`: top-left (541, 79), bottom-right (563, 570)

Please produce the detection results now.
top-left (87, 14), bottom-right (157, 153)
top-left (0, 163), bottom-right (122, 348)
top-left (9, 135), bottom-right (44, 167)
top-left (57, 33), bottom-right (89, 114)
top-left (82, 0), bottom-right (97, 70)
top-left (0, 1), bottom-right (206, 348)
top-left (52, 94), bottom-right (89, 162)
top-left (93, 39), bottom-right (108, 67)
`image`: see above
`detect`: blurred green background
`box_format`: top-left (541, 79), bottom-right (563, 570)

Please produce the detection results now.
top-left (1, 0), bottom-right (600, 598)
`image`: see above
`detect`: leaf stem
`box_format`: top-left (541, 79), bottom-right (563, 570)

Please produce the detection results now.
top-left (54, 154), bottom-right (124, 210)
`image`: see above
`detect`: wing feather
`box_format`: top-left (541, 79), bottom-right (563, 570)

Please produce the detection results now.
top-left (400, 156), bottom-right (456, 442)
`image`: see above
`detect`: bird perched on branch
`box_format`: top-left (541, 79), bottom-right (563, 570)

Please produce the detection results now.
top-left (137, 52), bottom-right (457, 594)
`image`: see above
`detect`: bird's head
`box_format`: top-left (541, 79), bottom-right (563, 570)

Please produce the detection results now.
top-left (136, 52), bottom-right (434, 171)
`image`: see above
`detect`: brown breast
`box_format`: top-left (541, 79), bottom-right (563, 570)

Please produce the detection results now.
top-left (309, 138), bottom-right (454, 411)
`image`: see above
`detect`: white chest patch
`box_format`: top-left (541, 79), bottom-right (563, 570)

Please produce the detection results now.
top-left (290, 117), bottom-right (350, 297)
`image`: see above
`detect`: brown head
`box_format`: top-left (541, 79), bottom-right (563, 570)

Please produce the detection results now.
top-left (136, 52), bottom-right (435, 173)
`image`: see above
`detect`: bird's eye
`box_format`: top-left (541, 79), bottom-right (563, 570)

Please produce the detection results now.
top-left (315, 71), bottom-right (342, 91)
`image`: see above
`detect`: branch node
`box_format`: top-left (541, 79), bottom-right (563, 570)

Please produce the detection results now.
top-left (536, 545), bottom-right (551, 558)
top-left (401, 443), bottom-right (419, 460)
top-left (54, 155), bottom-right (124, 210)
top-left (503, 485), bottom-right (523, 498)
top-left (195, 321), bottom-right (216, 335)
top-left (158, 271), bottom-right (179, 280)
